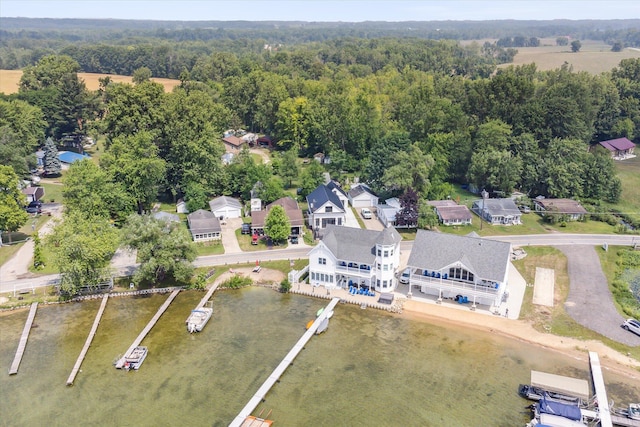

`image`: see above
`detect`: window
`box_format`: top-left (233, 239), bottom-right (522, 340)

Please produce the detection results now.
top-left (377, 263), bottom-right (380, 270)
top-left (376, 279), bottom-right (380, 286)
top-left (377, 249), bottom-right (381, 256)
top-left (383, 264), bottom-right (389, 271)
top-left (319, 257), bottom-right (326, 265)
top-left (315, 218), bottom-right (319, 227)
top-left (384, 250), bottom-right (389, 257)
top-left (383, 280), bottom-right (388, 288)
top-left (325, 206), bottom-right (333, 213)
top-left (329, 275), bottom-right (333, 283)
top-left (390, 249), bottom-right (394, 256)
top-left (311, 272), bottom-right (316, 280)
top-left (338, 218), bottom-right (342, 225)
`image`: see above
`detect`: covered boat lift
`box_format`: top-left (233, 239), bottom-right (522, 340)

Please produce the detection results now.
top-left (530, 370), bottom-right (590, 402)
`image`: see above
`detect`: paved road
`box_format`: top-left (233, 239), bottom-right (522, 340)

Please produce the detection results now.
top-left (556, 245), bottom-right (640, 346)
top-left (3, 229), bottom-right (640, 344)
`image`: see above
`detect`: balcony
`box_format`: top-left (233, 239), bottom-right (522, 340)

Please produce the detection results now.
top-left (410, 274), bottom-right (500, 298)
top-left (336, 262), bottom-right (373, 277)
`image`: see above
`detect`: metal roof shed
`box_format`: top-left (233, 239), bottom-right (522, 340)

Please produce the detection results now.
top-left (530, 370), bottom-right (590, 401)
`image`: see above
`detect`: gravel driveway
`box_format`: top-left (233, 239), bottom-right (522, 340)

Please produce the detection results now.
top-left (556, 245), bottom-right (640, 346)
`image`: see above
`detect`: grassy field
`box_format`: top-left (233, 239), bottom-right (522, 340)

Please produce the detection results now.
top-left (607, 154), bottom-right (640, 224)
top-left (498, 39), bottom-right (640, 74)
top-left (0, 69), bottom-right (180, 94)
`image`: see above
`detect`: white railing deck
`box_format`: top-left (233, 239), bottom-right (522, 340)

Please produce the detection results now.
top-left (410, 274), bottom-right (499, 296)
top-left (335, 264), bottom-right (373, 276)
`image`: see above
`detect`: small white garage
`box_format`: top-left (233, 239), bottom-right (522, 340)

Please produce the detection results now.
top-left (209, 196), bottom-right (243, 219)
top-left (348, 184), bottom-right (379, 208)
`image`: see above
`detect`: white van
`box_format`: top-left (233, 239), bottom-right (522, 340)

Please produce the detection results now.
top-left (361, 208), bottom-right (372, 219)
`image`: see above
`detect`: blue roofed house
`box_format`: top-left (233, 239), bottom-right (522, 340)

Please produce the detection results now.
top-left (308, 225), bottom-right (402, 292)
top-left (406, 230), bottom-right (511, 309)
top-left (326, 180), bottom-right (350, 208)
top-left (306, 184), bottom-right (347, 235)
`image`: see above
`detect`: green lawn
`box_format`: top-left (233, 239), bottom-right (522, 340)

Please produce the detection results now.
top-left (606, 154), bottom-right (640, 225)
top-left (0, 213), bottom-right (52, 268)
top-left (39, 181), bottom-right (64, 203)
top-left (235, 228), bottom-right (289, 251)
top-left (351, 207), bottom-right (365, 229)
top-left (193, 240), bottom-right (225, 256)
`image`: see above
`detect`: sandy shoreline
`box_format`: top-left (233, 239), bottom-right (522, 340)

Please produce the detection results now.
top-left (402, 299), bottom-right (640, 379)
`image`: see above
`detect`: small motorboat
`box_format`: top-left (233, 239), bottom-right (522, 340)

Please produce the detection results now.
top-left (616, 403), bottom-right (640, 420)
top-left (316, 307), bottom-right (324, 317)
top-left (325, 310), bottom-right (334, 319)
top-left (115, 346), bottom-right (148, 371)
top-left (186, 307), bottom-right (213, 333)
top-left (518, 384), bottom-right (582, 405)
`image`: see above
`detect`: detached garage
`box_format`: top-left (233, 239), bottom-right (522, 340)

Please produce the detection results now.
top-left (348, 184), bottom-right (379, 208)
top-left (209, 196), bottom-right (242, 219)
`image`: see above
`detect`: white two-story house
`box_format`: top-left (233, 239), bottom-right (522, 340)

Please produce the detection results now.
top-left (308, 225), bottom-right (402, 292)
top-left (306, 184), bottom-right (347, 235)
top-left (406, 230), bottom-right (511, 309)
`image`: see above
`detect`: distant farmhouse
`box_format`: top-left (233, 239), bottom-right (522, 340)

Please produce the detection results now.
top-left (596, 137), bottom-right (635, 160)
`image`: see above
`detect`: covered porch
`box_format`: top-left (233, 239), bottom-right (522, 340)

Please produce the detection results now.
top-left (409, 273), bottom-right (503, 308)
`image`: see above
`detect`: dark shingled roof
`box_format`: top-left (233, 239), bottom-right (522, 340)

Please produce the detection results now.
top-left (348, 183), bottom-right (377, 199)
top-left (534, 198), bottom-right (587, 215)
top-left (407, 230), bottom-right (511, 282)
top-left (251, 196), bottom-right (304, 228)
top-left (437, 205), bottom-right (473, 221)
top-left (307, 184), bottom-right (344, 213)
top-left (187, 209), bottom-right (221, 235)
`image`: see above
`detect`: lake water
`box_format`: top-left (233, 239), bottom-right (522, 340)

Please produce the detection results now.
top-left (1, 287), bottom-right (638, 427)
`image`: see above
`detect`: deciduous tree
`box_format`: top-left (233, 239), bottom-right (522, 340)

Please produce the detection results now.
top-left (121, 214), bottom-right (196, 285)
top-left (0, 165), bottom-right (29, 243)
top-left (47, 211), bottom-right (119, 295)
top-left (264, 205), bottom-right (290, 244)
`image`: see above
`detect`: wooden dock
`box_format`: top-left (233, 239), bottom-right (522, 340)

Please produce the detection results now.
top-left (589, 351), bottom-right (613, 427)
top-left (115, 289), bottom-right (180, 368)
top-left (8, 302), bottom-right (38, 375)
top-left (66, 294), bottom-right (109, 385)
top-left (195, 282), bottom-right (219, 310)
top-left (612, 415), bottom-right (640, 427)
top-left (229, 298), bottom-right (340, 427)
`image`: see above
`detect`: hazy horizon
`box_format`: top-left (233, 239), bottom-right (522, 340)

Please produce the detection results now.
top-left (2, 1), bottom-right (639, 22)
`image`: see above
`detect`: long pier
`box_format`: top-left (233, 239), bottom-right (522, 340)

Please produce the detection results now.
top-left (229, 297), bottom-right (340, 427)
top-left (8, 302), bottom-right (38, 375)
top-left (66, 294), bottom-right (109, 385)
top-left (115, 289), bottom-right (180, 368)
top-left (589, 351), bottom-right (613, 427)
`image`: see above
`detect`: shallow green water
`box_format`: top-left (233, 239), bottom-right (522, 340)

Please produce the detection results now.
top-left (0, 287), bottom-right (638, 427)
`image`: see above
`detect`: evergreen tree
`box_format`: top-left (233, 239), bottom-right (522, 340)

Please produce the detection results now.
top-left (43, 137), bottom-right (61, 177)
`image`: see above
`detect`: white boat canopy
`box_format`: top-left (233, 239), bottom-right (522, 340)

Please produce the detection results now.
top-left (530, 370), bottom-right (590, 401)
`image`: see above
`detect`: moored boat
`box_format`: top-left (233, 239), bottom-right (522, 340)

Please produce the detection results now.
top-left (186, 307), bottom-right (213, 333)
top-left (315, 318), bottom-right (329, 335)
top-left (519, 384), bottom-right (583, 405)
top-left (115, 346), bottom-right (148, 371)
top-left (306, 319), bottom-right (314, 330)
top-left (615, 403), bottom-right (640, 420)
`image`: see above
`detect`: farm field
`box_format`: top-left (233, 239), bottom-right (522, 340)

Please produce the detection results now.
top-left (0, 69), bottom-right (180, 94)
top-left (499, 39), bottom-right (640, 74)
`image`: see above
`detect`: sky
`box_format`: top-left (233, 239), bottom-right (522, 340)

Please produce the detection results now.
top-left (1, 1), bottom-right (639, 22)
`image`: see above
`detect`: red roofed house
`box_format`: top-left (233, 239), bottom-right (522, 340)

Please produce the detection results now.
top-left (597, 137), bottom-right (636, 160)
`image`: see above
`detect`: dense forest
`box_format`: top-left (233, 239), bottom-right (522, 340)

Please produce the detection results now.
top-left (2, 19), bottom-right (640, 225)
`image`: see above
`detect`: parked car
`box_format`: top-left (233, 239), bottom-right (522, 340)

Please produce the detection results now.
top-left (361, 207), bottom-right (372, 219)
top-left (622, 318), bottom-right (640, 336)
top-left (26, 205), bottom-right (41, 214)
top-left (518, 205), bottom-right (531, 214)
top-left (290, 235), bottom-right (299, 244)
top-left (241, 223), bottom-right (251, 235)
top-left (28, 200), bottom-right (43, 208)
top-left (400, 268), bottom-right (411, 284)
